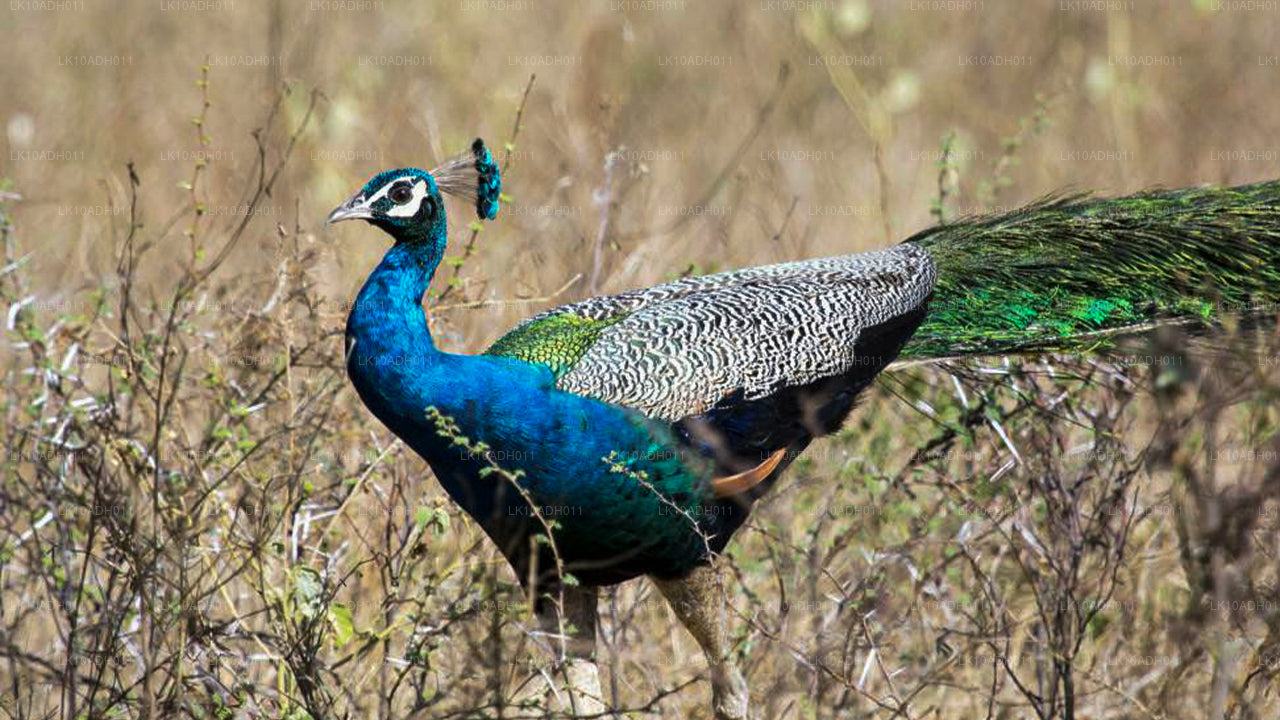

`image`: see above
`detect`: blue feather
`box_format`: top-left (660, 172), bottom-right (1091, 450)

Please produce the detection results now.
top-left (471, 138), bottom-right (501, 220)
top-left (344, 232), bottom-right (717, 586)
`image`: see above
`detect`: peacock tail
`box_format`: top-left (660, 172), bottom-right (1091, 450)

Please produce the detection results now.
top-left (900, 181), bottom-right (1280, 360)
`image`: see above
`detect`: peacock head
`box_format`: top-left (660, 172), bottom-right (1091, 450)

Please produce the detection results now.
top-left (327, 138), bottom-right (501, 245)
top-left (327, 167), bottom-right (443, 242)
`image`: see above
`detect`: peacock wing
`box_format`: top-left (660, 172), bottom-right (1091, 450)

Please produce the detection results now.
top-left (486, 244), bottom-right (937, 423)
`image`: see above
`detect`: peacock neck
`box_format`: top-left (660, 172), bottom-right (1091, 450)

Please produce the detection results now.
top-left (343, 230), bottom-right (720, 581)
top-left (351, 236), bottom-right (441, 341)
top-left (343, 235), bottom-right (546, 527)
top-left (344, 235), bottom-right (549, 442)
top-left (344, 239), bottom-right (452, 418)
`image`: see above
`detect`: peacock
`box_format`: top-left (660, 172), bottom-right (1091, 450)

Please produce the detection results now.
top-left (329, 138), bottom-right (1280, 719)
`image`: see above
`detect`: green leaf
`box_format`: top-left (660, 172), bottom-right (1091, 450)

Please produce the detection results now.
top-left (292, 566), bottom-right (324, 620)
top-left (415, 506), bottom-right (450, 535)
top-left (329, 603), bottom-right (355, 647)
top-left (1088, 612), bottom-right (1113, 640)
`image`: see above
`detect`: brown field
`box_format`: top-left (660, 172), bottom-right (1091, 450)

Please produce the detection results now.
top-left (3, 1), bottom-right (1280, 718)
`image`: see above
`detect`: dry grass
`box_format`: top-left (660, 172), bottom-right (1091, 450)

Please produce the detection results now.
top-left (3, 1), bottom-right (1280, 718)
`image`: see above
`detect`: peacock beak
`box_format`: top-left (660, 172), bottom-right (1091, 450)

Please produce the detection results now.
top-left (328, 193), bottom-right (374, 224)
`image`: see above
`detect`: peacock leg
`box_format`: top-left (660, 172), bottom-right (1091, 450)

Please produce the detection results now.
top-left (653, 564), bottom-right (749, 720)
top-left (516, 584), bottom-right (607, 716)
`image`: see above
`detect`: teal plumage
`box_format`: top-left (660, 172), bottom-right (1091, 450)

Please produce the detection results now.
top-left (333, 155), bottom-right (720, 587)
top-left (333, 148), bottom-right (1280, 588)
top-left (431, 138), bottom-right (501, 221)
top-left (900, 182), bottom-right (1280, 360)
top-left (333, 147), bottom-right (1280, 719)
top-left (471, 138), bottom-right (501, 220)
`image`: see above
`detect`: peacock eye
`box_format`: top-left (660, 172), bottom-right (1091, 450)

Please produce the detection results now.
top-left (389, 184), bottom-right (414, 205)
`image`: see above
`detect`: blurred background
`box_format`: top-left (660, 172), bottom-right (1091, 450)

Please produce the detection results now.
top-left (4, 2), bottom-right (1280, 719)
top-left (5, 0), bottom-right (1280, 343)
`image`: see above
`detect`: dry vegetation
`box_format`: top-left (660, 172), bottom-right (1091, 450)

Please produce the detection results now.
top-left (3, 1), bottom-right (1280, 718)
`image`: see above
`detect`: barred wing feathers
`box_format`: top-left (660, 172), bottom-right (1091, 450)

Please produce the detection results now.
top-left (486, 244), bottom-right (937, 422)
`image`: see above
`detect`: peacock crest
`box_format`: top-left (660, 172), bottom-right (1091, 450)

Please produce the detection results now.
top-left (431, 137), bottom-right (501, 221)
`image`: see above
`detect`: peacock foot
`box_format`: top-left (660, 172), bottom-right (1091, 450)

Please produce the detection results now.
top-left (509, 657), bottom-right (608, 717)
top-left (710, 663), bottom-right (749, 720)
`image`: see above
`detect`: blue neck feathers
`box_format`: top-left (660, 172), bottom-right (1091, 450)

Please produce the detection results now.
top-left (348, 241), bottom-right (439, 358)
top-left (345, 237), bottom-right (530, 524)
top-left (344, 227), bottom-right (719, 584)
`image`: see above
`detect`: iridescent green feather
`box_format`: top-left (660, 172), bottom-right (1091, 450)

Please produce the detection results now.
top-left (486, 312), bottom-right (628, 377)
top-left (900, 181), bottom-right (1280, 360)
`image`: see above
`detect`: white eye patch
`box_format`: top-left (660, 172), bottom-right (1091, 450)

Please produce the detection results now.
top-left (385, 180), bottom-right (430, 218)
